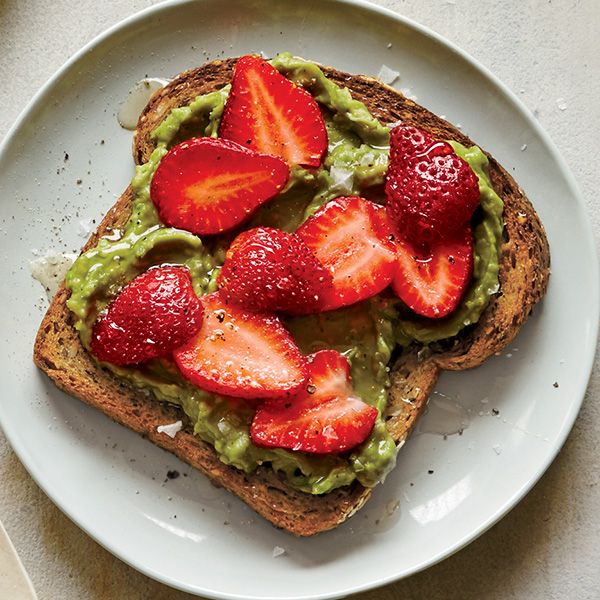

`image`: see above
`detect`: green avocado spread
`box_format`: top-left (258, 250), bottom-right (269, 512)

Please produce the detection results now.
top-left (65, 53), bottom-right (503, 495)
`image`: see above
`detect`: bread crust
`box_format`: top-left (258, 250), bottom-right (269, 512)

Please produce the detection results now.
top-left (33, 58), bottom-right (549, 536)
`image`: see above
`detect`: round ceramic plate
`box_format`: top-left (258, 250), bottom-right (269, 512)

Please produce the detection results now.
top-left (0, 1), bottom-right (597, 598)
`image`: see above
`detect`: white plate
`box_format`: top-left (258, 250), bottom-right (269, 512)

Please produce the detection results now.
top-left (0, 1), bottom-right (597, 598)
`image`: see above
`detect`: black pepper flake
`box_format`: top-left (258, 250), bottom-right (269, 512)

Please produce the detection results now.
top-left (492, 408), bottom-right (500, 416)
top-left (166, 469), bottom-right (180, 480)
top-left (428, 469), bottom-right (434, 474)
top-left (64, 152), bottom-right (69, 162)
top-left (553, 382), bottom-right (559, 388)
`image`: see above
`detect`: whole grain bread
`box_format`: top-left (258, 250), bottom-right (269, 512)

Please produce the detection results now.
top-left (33, 58), bottom-right (550, 536)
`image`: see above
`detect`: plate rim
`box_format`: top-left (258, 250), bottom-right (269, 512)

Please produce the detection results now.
top-left (0, 0), bottom-right (598, 598)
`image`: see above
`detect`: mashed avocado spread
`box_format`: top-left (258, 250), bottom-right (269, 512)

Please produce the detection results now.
top-left (65, 53), bottom-right (503, 494)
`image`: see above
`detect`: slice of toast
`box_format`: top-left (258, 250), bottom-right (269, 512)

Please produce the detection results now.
top-left (33, 58), bottom-right (550, 536)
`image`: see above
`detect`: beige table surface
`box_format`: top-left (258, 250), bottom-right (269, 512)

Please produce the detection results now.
top-left (1, 1), bottom-right (599, 598)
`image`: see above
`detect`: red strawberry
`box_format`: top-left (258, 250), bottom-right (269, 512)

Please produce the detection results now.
top-left (250, 350), bottom-right (378, 454)
top-left (219, 55), bottom-right (327, 167)
top-left (385, 125), bottom-right (480, 245)
top-left (388, 123), bottom-right (432, 156)
top-left (150, 137), bottom-right (289, 236)
top-left (296, 196), bottom-right (397, 311)
top-left (90, 266), bottom-right (202, 366)
top-left (173, 291), bottom-right (308, 399)
top-left (392, 225), bottom-right (473, 318)
top-left (218, 227), bottom-right (332, 314)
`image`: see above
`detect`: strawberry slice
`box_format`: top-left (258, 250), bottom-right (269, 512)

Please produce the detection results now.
top-left (392, 225), bottom-right (474, 318)
top-left (173, 291), bottom-right (308, 399)
top-left (250, 350), bottom-right (378, 454)
top-left (150, 137), bottom-right (289, 236)
top-left (296, 196), bottom-right (397, 311)
top-left (385, 124), bottom-right (480, 245)
top-left (219, 55), bottom-right (327, 167)
top-left (218, 227), bottom-right (332, 314)
top-left (90, 266), bottom-right (203, 366)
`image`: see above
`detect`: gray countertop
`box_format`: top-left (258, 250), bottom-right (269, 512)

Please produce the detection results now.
top-left (1, 1), bottom-right (599, 598)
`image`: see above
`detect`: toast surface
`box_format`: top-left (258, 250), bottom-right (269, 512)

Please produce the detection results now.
top-left (33, 58), bottom-right (549, 535)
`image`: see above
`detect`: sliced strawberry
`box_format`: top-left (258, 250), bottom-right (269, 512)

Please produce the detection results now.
top-left (392, 225), bottom-right (473, 318)
top-left (219, 55), bottom-right (327, 167)
top-left (150, 137), bottom-right (289, 236)
top-left (90, 266), bottom-right (202, 366)
top-left (296, 196), bottom-right (397, 310)
top-left (385, 124), bottom-right (480, 245)
top-left (250, 350), bottom-right (378, 454)
top-left (173, 291), bottom-right (308, 399)
top-left (218, 227), bottom-right (332, 314)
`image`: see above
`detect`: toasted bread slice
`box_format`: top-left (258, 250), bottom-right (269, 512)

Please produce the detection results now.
top-left (33, 58), bottom-right (549, 536)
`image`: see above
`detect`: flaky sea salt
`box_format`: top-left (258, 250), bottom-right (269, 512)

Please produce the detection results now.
top-left (329, 166), bottom-right (354, 194)
top-left (377, 64), bottom-right (400, 85)
top-left (157, 421), bottom-right (183, 438)
top-left (78, 217), bottom-right (95, 238)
